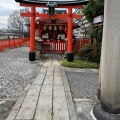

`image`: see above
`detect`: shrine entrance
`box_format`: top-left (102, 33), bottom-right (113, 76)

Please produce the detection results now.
top-left (15, 0), bottom-right (89, 61)
top-left (35, 9), bottom-right (71, 54)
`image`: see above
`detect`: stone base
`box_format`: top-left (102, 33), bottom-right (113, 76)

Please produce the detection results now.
top-left (29, 51), bottom-right (35, 61)
top-left (66, 52), bottom-right (74, 62)
top-left (97, 89), bottom-right (101, 100)
top-left (93, 104), bottom-right (120, 120)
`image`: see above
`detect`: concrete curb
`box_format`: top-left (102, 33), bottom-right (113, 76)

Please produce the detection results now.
top-left (6, 83), bottom-right (31, 120)
top-left (61, 66), bottom-right (78, 120)
top-left (6, 61), bottom-right (43, 120)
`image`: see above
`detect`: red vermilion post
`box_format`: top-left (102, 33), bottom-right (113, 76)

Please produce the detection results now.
top-left (38, 24), bottom-right (41, 38)
top-left (68, 7), bottom-right (72, 52)
top-left (30, 6), bottom-right (35, 51)
top-left (67, 7), bottom-right (74, 62)
top-left (29, 6), bottom-right (36, 61)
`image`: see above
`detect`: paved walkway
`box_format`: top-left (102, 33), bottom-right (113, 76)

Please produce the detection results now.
top-left (7, 54), bottom-right (77, 120)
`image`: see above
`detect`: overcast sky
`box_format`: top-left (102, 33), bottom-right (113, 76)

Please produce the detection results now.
top-left (0, 0), bottom-right (24, 29)
top-left (0, 0), bottom-right (72, 29)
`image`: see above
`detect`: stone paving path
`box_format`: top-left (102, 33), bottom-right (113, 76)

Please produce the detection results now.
top-left (7, 54), bottom-right (77, 120)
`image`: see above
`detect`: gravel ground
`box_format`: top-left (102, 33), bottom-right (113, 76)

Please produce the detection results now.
top-left (66, 71), bottom-right (99, 99)
top-left (0, 47), bottom-right (40, 98)
top-left (65, 69), bottom-right (99, 120)
top-left (0, 47), bottom-right (41, 120)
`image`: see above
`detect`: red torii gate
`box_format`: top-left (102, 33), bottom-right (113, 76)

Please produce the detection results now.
top-left (15, 0), bottom-right (88, 61)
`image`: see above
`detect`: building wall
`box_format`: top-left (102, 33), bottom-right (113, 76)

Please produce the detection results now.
top-left (73, 8), bottom-right (91, 39)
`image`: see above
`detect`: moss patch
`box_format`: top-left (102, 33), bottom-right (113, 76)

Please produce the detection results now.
top-left (60, 58), bottom-right (99, 69)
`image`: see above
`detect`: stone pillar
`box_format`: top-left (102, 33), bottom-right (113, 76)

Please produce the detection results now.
top-left (93, 0), bottom-right (120, 119)
top-left (67, 7), bottom-right (74, 62)
top-left (29, 6), bottom-right (35, 61)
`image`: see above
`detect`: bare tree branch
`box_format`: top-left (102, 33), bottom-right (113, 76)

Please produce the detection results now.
top-left (7, 8), bottom-right (30, 37)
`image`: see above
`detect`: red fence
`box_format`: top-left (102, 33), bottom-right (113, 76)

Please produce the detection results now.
top-left (73, 38), bottom-right (91, 54)
top-left (43, 40), bottom-right (66, 53)
top-left (0, 38), bottom-right (90, 54)
top-left (0, 38), bottom-right (29, 52)
top-left (42, 39), bottom-right (90, 53)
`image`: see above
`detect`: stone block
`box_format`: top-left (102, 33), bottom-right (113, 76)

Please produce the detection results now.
top-left (32, 73), bottom-right (45, 85)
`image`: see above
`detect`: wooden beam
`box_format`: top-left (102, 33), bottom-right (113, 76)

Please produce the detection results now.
top-left (20, 12), bottom-right (31, 17)
top-left (39, 23), bottom-right (67, 25)
top-left (39, 17), bottom-right (49, 22)
top-left (72, 14), bottom-right (82, 19)
top-left (21, 12), bottom-right (82, 19)
top-left (20, 3), bottom-right (83, 8)
top-left (35, 13), bottom-right (70, 18)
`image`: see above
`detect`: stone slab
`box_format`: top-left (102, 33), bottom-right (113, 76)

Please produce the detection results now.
top-left (32, 73), bottom-right (45, 85)
top-left (54, 71), bottom-right (61, 76)
top-left (52, 61), bottom-right (60, 66)
top-left (65, 92), bottom-right (77, 120)
top-left (13, 84), bottom-right (31, 111)
top-left (44, 75), bottom-right (53, 85)
top-left (39, 67), bottom-right (47, 74)
top-left (47, 66), bottom-right (54, 71)
top-left (53, 97), bottom-right (69, 120)
top-left (61, 67), bottom-right (77, 120)
top-left (54, 85), bottom-right (65, 97)
top-left (46, 71), bottom-right (53, 76)
top-left (54, 66), bottom-right (61, 71)
top-left (43, 60), bottom-right (52, 66)
top-left (6, 110), bottom-right (18, 120)
top-left (6, 84), bottom-right (31, 120)
top-left (40, 85), bottom-right (52, 96)
top-left (34, 96), bottom-right (52, 120)
top-left (61, 68), bottom-right (70, 92)
top-left (15, 85), bottom-right (41, 119)
top-left (54, 75), bottom-right (63, 85)
top-left (27, 85), bottom-right (41, 96)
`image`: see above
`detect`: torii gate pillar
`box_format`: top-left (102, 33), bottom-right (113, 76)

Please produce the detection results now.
top-left (38, 23), bottom-right (41, 38)
top-left (67, 7), bottom-right (73, 62)
top-left (93, 0), bottom-right (120, 119)
top-left (29, 6), bottom-right (36, 61)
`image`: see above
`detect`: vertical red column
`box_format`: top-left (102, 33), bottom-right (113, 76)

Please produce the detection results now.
top-left (68, 7), bottom-right (72, 52)
top-left (38, 24), bottom-right (41, 38)
top-left (67, 7), bottom-right (74, 62)
top-left (29, 6), bottom-right (35, 61)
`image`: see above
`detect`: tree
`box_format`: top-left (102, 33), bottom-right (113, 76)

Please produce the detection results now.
top-left (7, 8), bottom-right (30, 37)
top-left (82, 0), bottom-right (104, 63)
top-left (82, 0), bottom-right (104, 23)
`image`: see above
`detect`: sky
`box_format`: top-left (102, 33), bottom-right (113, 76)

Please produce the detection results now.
top-left (0, 0), bottom-right (25, 29)
top-left (0, 0), bottom-right (43, 29)
top-left (0, 0), bottom-right (72, 29)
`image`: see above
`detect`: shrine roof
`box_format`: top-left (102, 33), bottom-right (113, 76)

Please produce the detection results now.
top-left (15, 0), bottom-right (89, 5)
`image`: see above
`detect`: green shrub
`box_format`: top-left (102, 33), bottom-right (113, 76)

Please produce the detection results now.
top-left (82, 0), bottom-right (104, 63)
top-left (60, 58), bottom-right (99, 69)
top-left (93, 50), bottom-right (101, 63)
top-left (78, 44), bottom-right (94, 61)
